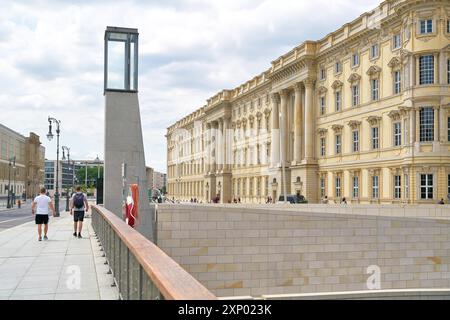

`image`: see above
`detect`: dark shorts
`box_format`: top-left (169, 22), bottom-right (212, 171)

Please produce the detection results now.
top-left (35, 214), bottom-right (49, 225)
top-left (74, 210), bottom-right (85, 222)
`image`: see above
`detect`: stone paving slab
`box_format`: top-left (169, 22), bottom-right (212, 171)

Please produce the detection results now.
top-left (0, 210), bottom-right (119, 300)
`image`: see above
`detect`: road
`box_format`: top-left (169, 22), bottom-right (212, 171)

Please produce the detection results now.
top-left (0, 201), bottom-right (66, 232)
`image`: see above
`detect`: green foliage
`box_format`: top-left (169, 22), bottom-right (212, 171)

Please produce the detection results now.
top-left (75, 166), bottom-right (103, 188)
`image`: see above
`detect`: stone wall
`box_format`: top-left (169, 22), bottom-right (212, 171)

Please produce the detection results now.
top-left (156, 204), bottom-right (450, 297)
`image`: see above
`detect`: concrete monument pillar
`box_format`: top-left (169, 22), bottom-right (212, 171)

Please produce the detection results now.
top-left (103, 26), bottom-right (154, 241)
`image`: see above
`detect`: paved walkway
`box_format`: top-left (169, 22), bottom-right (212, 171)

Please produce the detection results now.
top-left (0, 210), bottom-right (119, 300)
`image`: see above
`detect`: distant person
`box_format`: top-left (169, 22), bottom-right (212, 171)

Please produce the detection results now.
top-left (32, 187), bottom-right (56, 241)
top-left (70, 186), bottom-right (89, 239)
top-left (438, 198), bottom-right (445, 205)
top-left (322, 196), bottom-right (329, 204)
top-left (341, 197), bottom-right (347, 204)
top-left (17, 199), bottom-right (21, 208)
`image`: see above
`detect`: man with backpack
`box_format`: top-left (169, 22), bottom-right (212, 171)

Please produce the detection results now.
top-left (70, 185), bottom-right (89, 238)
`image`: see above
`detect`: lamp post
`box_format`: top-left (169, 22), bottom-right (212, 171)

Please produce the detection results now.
top-left (6, 156), bottom-right (15, 209)
top-left (95, 155), bottom-right (101, 200)
top-left (47, 116), bottom-right (61, 217)
top-left (85, 161), bottom-right (88, 189)
top-left (13, 165), bottom-right (17, 207)
top-left (95, 155), bottom-right (100, 179)
top-left (72, 161), bottom-right (75, 192)
top-left (62, 146), bottom-right (70, 212)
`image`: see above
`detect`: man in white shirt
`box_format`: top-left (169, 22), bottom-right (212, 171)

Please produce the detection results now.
top-left (31, 187), bottom-right (56, 241)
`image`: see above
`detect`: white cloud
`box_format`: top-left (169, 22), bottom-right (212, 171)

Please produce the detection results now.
top-left (0, 0), bottom-right (380, 172)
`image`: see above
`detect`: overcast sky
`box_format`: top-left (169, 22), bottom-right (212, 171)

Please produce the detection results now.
top-left (0, 0), bottom-right (380, 172)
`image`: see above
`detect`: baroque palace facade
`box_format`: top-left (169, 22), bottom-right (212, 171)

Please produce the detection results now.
top-left (167, 0), bottom-right (450, 204)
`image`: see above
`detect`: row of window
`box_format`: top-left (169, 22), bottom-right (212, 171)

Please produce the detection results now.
top-left (320, 18), bottom-right (450, 81)
top-left (419, 18), bottom-right (450, 35)
top-left (320, 108), bottom-right (447, 157)
top-left (320, 173), bottom-right (448, 200)
top-left (319, 57), bottom-right (450, 116)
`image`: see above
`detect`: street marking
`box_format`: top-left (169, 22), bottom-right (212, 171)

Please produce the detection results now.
top-left (0, 216), bottom-right (32, 224)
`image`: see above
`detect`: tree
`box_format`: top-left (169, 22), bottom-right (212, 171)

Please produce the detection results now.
top-left (75, 166), bottom-right (104, 188)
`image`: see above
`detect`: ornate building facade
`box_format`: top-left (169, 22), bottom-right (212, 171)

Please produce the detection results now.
top-left (1, 124), bottom-right (45, 200)
top-left (167, 0), bottom-right (450, 204)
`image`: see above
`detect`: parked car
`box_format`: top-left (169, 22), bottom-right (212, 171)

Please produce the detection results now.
top-left (278, 194), bottom-right (308, 204)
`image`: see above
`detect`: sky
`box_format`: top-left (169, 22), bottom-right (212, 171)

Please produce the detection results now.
top-left (0, 0), bottom-right (380, 172)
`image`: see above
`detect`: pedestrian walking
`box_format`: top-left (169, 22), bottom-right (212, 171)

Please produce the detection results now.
top-left (31, 187), bottom-right (56, 241)
top-left (70, 186), bottom-right (89, 239)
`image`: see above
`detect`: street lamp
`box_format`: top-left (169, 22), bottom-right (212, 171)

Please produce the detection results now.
top-left (95, 155), bottom-right (101, 179)
top-left (85, 161), bottom-right (88, 189)
top-left (94, 155), bottom-right (101, 201)
top-left (47, 116), bottom-right (61, 217)
top-left (72, 161), bottom-right (75, 193)
top-left (6, 156), bottom-right (15, 209)
top-left (62, 146), bottom-right (71, 212)
top-left (13, 165), bottom-right (17, 207)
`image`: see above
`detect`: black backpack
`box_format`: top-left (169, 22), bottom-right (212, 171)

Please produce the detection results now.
top-left (74, 193), bottom-right (84, 209)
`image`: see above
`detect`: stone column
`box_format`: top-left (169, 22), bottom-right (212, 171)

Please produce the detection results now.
top-left (433, 106), bottom-right (439, 142)
top-left (439, 105), bottom-right (446, 142)
top-left (410, 55), bottom-right (416, 87)
top-left (212, 121), bottom-right (218, 173)
top-left (279, 89), bottom-right (289, 165)
top-left (409, 108), bottom-right (416, 145)
top-left (293, 83), bottom-right (303, 164)
top-left (206, 123), bottom-right (211, 173)
top-left (433, 53), bottom-right (439, 85)
top-left (270, 93), bottom-right (280, 167)
top-left (223, 117), bottom-right (230, 172)
top-left (304, 79), bottom-right (315, 161)
top-left (218, 119), bottom-right (223, 172)
top-left (415, 108), bottom-right (420, 143)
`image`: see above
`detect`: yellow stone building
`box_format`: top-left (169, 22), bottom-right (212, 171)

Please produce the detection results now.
top-left (166, 0), bottom-right (450, 204)
top-left (1, 124), bottom-right (45, 200)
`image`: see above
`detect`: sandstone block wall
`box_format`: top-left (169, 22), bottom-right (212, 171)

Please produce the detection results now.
top-left (156, 204), bottom-right (450, 297)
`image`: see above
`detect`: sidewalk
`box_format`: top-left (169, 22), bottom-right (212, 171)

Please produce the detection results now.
top-left (0, 210), bottom-right (119, 300)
